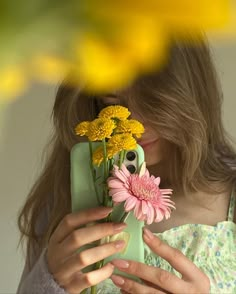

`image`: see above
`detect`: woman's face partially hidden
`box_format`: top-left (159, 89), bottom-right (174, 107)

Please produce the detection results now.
top-left (137, 126), bottom-right (166, 167)
top-left (98, 95), bottom-right (167, 167)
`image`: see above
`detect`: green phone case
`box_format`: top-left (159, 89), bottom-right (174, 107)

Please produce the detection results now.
top-left (70, 142), bottom-right (145, 277)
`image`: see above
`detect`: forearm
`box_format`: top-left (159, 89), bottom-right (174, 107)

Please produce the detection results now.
top-left (17, 248), bottom-right (68, 294)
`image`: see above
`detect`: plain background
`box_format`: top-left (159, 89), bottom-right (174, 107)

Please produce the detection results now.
top-left (0, 38), bottom-right (236, 293)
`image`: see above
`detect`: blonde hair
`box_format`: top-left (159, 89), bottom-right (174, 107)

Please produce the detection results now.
top-left (18, 38), bottom-right (236, 264)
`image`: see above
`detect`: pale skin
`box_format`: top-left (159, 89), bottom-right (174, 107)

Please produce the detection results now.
top-left (47, 206), bottom-right (127, 293)
top-left (110, 227), bottom-right (210, 294)
top-left (46, 206), bottom-right (211, 294)
top-left (46, 96), bottom-right (231, 293)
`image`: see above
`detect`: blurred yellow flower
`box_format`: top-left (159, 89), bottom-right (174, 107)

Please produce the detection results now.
top-left (108, 133), bottom-right (137, 151)
top-left (115, 119), bottom-right (145, 138)
top-left (73, 0), bottom-right (233, 92)
top-left (31, 55), bottom-right (71, 83)
top-left (74, 35), bottom-right (137, 92)
top-left (0, 66), bottom-right (28, 100)
top-left (87, 118), bottom-right (116, 141)
top-left (75, 121), bottom-right (90, 136)
top-left (98, 105), bottom-right (130, 121)
top-left (0, 0), bottom-right (234, 102)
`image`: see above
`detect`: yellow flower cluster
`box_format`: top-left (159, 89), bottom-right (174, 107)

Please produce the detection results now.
top-left (75, 105), bottom-right (144, 166)
top-left (98, 105), bottom-right (130, 121)
top-left (87, 118), bottom-right (116, 141)
top-left (108, 133), bottom-right (137, 152)
top-left (75, 121), bottom-right (90, 136)
top-left (115, 119), bottom-right (145, 138)
top-left (92, 145), bottom-right (119, 166)
top-left (92, 133), bottom-right (138, 166)
top-left (75, 118), bottom-right (116, 141)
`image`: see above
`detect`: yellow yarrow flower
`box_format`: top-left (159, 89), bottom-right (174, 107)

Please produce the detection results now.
top-left (92, 146), bottom-right (104, 166)
top-left (98, 105), bottom-right (130, 121)
top-left (92, 144), bottom-right (119, 166)
top-left (108, 133), bottom-right (137, 151)
top-left (87, 118), bottom-right (116, 141)
top-left (115, 119), bottom-right (145, 138)
top-left (75, 121), bottom-right (90, 136)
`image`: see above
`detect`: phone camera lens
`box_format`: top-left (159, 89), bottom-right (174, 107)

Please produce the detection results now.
top-left (126, 151), bottom-right (136, 161)
top-left (126, 165), bottom-right (136, 174)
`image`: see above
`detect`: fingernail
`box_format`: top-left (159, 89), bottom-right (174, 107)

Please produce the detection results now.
top-left (111, 274), bottom-right (125, 286)
top-left (112, 259), bottom-right (129, 269)
top-left (98, 207), bottom-right (113, 216)
top-left (113, 223), bottom-right (127, 232)
top-left (114, 240), bottom-right (126, 249)
top-left (108, 263), bottom-right (114, 270)
top-left (143, 228), bottom-right (154, 241)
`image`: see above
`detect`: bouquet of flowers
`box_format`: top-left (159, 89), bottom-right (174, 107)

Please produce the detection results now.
top-left (75, 105), bottom-right (175, 293)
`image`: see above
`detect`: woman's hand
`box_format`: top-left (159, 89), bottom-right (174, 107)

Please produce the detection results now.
top-left (110, 228), bottom-right (210, 294)
top-left (46, 206), bottom-right (127, 294)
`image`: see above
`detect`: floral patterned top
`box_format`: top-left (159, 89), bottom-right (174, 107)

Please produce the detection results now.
top-left (96, 191), bottom-right (236, 294)
top-left (145, 190), bottom-right (236, 294)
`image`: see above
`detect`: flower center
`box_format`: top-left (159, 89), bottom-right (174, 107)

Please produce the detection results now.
top-left (129, 175), bottom-right (160, 201)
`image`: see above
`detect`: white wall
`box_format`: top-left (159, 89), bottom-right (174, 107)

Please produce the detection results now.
top-left (0, 83), bottom-right (55, 293)
top-left (0, 40), bottom-right (236, 293)
top-left (212, 39), bottom-right (236, 139)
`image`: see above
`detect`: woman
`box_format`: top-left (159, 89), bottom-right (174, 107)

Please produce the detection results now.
top-left (17, 37), bottom-right (236, 293)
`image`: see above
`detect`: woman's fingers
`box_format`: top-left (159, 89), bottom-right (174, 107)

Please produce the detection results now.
top-left (64, 263), bottom-right (114, 294)
top-left (143, 228), bottom-right (207, 282)
top-left (111, 259), bottom-right (186, 294)
top-left (58, 222), bottom-right (127, 258)
top-left (110, 229), bottom-right (210, 294)
top-left (54, 240), bottom-right (126, 285)
top-left (111, 275), bottom-right (166, 294)
top-left (50, 206), bottom-right (113, 244)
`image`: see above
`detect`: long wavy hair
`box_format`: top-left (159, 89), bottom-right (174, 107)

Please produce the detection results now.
top-left (18, 38), bottom-right (236, 266)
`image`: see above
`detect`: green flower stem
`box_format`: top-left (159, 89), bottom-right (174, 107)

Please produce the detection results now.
top-left (89, 141), bottom-right (102, 205)
top-left (119, 150), bottom-right (125, 168)
top-left (91, 285), bottom-right (97, 294)
top-left (102, 139), bottom-right (108, 177)
top-left (102, 139), bottom-right (109, 206)
top-left (120, 211), bottom-right (130, 223)
top-left (104, 211), bottom-right (113, 222)
top-left (90, 259), bottom-right (104, 293)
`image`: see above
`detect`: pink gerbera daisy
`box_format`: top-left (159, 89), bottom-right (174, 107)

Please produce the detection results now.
top-left (107, 162), bottom-right (175, 225)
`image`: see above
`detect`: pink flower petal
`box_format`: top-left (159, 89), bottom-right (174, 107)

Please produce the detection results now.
top-left (154, 177), bottom-right (160, 186)
top-left (146, 202), bottom-right (155, 225)
top-left (112, 170), bottom-right (128, 183)
top-left (108, 161), bottom-right (175, 224)
top-left (160, 189), bottom-right (172, 195)
top-left (139, 162), bottom-right (146, 177)
top-left (154, 208), bottom-right (164, 222)
top-left (144, 169), bottom-right (150, 177)
top-left (139, 214), bottom-right (146, 221)
top-left (112, 191), bottom-right (130, 202)
top-left (164, 209), bottom-right (171, 219)
top-left (141, 200), bottom-right (148, 214)
top-left (121, 164), bottom-right (131, 177)
top-left (111, 165), bottom-right (119, 176)
top-left (108, 187), bottom-right (124, 195)
top-left (124, 196), bottom-right (137, 211)
top-left (134, 200), bottom-right (143, 220)
top-left (107, 179), bottom-right (124, 189)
